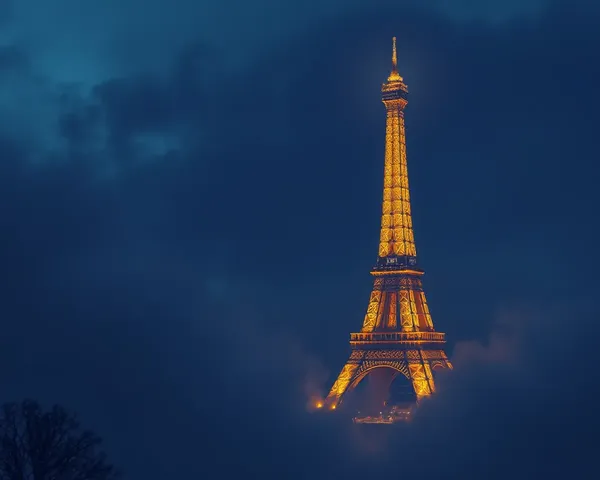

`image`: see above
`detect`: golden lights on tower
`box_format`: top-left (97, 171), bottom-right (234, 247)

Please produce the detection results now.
top-left (320, 38), bottom-right (453, 420)
top-left (378, 37), bottom-right (415, 259)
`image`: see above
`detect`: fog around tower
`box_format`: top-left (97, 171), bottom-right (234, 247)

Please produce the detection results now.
top-left (1, 0), bottom-right (599, 478)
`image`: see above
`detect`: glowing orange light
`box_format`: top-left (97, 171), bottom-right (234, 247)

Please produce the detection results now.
top-left (316, 402), bottom-right (323, 409)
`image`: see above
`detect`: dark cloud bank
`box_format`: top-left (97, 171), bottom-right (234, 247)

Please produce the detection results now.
top-left (1, 1), bottom-right (599, 479)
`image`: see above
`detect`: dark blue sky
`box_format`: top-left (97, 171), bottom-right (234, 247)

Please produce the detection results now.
top-left (1, 0), bottom-right (599, 478)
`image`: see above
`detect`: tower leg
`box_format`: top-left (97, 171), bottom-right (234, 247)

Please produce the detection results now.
top-left (408, 360), bottom-right (435, 401)
top-left (409, 350), bottom-right (453, 401)
top-left (324, 361), bottom-right (359, 409)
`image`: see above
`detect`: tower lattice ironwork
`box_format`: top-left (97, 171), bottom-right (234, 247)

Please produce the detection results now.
top-left (323, 38), bottom-right (452, 413)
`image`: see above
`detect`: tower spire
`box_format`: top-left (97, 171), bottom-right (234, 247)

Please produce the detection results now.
top-left (388, 36), bottom-right (403, 82)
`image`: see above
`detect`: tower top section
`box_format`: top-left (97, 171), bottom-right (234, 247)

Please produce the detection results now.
top-left (375, 36), bottom-right (417, 271)
top-left (382, 37), bottom-right (408, 106)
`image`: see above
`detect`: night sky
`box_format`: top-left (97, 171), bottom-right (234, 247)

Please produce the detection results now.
top-left (1, 0), bottom-right (599, 478)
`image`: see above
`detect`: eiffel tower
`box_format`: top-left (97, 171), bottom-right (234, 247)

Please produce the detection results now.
top-left (322, 38), bottom-right (452, 415)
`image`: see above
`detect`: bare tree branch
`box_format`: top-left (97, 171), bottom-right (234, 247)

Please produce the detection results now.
top-left (0, 400), bottom-right (119, 480)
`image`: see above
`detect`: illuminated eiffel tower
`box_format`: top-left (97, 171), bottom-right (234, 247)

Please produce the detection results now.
top-left (322, 38), bottom-right (452, 415)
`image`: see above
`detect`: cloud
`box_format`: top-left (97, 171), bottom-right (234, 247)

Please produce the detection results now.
top-left (166, 304), bottom-right (598, 479)
top-left (0, 0), bottom-right (599, 479)
top-left (0, 44), bottom-right (61, 157)
top-left (5, 1), bottom-right (547, 84)
top-left (252, 306), bottom-right (600, 479)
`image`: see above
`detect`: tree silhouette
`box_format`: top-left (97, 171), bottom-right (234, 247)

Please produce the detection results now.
top-left (0, 400), bottom-right (119, 480)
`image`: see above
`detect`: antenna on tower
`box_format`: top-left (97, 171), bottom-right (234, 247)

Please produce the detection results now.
top-left (388, 36), bottom-right (403, 82)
